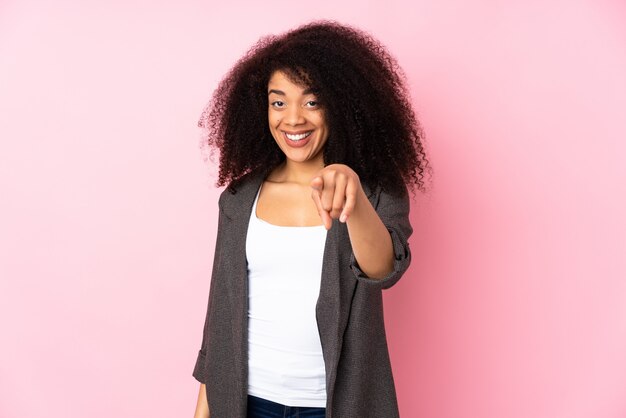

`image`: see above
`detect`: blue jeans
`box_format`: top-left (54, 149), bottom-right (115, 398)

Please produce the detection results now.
top-left (246, 394), bottom-right (326, 418)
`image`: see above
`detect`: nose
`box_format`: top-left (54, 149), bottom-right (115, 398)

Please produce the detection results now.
top-left (283, 104), bottom-right (306, 126)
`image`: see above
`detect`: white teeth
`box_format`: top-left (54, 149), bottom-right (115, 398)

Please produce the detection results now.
top-left (285, 131), bottom-right (312, 141)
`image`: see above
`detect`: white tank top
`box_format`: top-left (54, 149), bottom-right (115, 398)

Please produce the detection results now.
top-left (246, 182), bottom-right (328, 407)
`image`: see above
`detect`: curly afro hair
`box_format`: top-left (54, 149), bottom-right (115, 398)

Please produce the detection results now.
top-left (198, 19), bottom-right (432, 197)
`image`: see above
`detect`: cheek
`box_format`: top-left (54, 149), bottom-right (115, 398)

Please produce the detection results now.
top-left (316, 116), bottom-right (328, 130)
top-left (268, 111), bottom-right (280, 126)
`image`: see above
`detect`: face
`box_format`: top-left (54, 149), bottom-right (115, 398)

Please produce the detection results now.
top-left (267, 70), bottom-right (329, 167)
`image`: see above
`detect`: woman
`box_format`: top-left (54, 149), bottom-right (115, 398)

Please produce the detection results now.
top-left (192, 20), bottom-right (430, 418)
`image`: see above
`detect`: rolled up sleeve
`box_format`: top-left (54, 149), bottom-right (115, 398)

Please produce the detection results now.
top-left (193, 349), bottom-right (208, 383)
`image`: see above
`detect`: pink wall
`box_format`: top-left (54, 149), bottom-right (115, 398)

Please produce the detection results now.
top-left (1, 1), bottom-right (625, 417)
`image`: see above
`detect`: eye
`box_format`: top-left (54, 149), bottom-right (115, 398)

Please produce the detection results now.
top-left (270, 100), bottom-right (285, 108)
top-left (305, 100), bottom-right (319, 108)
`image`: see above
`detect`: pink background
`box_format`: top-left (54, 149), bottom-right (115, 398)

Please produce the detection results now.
top-left (1, 1), bottom-right (625, 417)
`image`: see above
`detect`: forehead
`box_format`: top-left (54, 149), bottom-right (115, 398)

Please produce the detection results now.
top-left (267, 70), bottom-right (315, 95)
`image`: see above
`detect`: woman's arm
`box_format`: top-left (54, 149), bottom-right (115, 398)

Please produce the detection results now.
top-left (310, 164), bottom-right (411, 281)
top-left (193, 383), bottom-right (210, 418)
top-left (345, 188), bottom-right (395, 279)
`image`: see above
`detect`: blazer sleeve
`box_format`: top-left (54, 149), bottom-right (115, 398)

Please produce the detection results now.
top-left (349, 183), bottom-right (413, 290)
top-left (192, 192), bottom-right (228, 383)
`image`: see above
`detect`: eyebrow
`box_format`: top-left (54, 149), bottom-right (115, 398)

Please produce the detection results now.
top-left (268, 88), bottom-right (316, 96)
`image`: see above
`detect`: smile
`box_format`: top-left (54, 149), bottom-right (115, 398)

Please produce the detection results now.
top-left (284, 131), bottom-right (313, 141)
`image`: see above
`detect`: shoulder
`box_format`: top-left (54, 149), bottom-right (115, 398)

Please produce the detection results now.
top-left (215, 170), bottom-right (267, 220)
top-left (217, 171), bottom-right (260, 207)
top-left (367, 180), bottom-right (409, 208)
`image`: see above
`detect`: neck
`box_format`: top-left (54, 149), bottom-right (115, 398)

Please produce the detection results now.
top-left (272, 156), bottom-right (325, 185)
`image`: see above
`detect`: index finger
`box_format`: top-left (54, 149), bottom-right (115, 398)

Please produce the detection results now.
top-left (311, 186), bottom-right (332, 230)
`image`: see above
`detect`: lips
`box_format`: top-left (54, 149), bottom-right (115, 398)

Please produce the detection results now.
top-left (283, 130), bottom-right (313, 140)
top-left (282, 130), bottom-right (314, 148)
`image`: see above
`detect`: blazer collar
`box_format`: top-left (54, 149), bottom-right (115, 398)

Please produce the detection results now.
top-left (220, 170), bottom-right (265, 220)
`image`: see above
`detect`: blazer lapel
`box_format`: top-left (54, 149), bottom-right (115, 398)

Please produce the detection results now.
top-left (315, 181), bottom-right (376, 408)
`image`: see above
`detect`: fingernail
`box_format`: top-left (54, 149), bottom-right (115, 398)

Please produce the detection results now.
top-left (340, 213), bottom-right (347, 223)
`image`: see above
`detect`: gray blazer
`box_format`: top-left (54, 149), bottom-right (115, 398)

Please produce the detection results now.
top-left (193, 169), bottom-right (413, 417)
